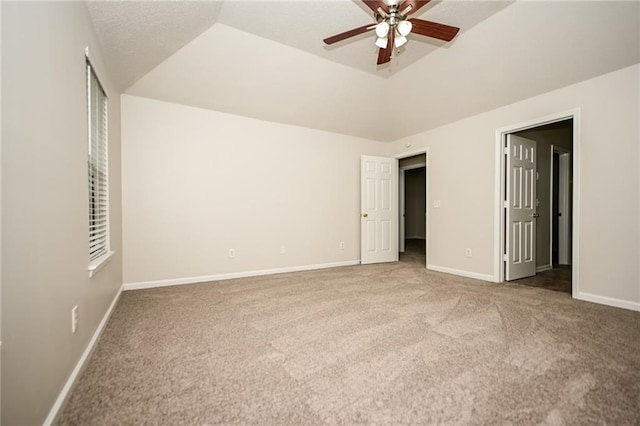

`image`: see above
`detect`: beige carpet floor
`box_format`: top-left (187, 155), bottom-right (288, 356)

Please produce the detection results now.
top-left (59, 245), bottom-right (639, 425)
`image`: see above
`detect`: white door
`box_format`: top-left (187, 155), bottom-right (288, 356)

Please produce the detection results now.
top-left (505, 135), bottom-right (537, 280)
top-left (361, 155), bottom-right (399, 264)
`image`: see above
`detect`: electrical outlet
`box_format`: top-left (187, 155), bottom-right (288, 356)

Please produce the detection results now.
top-left (465, 248), bottom-right (472, 257)
top-left (280, 245), bottom-right (286, 254)
top-left (228, 249), bottom-right (236, 259)
top-left (339, 241), bottom-right (345, 249)
top-left (71, 305), bottom-right (78, 334)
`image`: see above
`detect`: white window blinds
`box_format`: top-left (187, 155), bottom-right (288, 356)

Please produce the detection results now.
top-left (87, 60), bottom-right (109, 262)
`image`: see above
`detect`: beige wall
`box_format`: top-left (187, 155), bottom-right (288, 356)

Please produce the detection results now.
top-left (1, 2), bottom-right (122, 424)
top-left (392, 64), bottom-right (640, 308)
top-left (122, 95), bottom-right (391, 286)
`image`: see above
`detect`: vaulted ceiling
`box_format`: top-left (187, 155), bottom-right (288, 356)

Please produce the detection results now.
top-left (87, 1), bottom-right (640, 141)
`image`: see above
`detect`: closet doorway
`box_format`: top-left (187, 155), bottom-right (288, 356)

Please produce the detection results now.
top-left (399, 153), bottom-right (427, 265)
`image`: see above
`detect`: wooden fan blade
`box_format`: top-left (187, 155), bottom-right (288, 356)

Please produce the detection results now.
top-left (323, 24), bottom-right (374, 45)
top-left (408, 18), bottom-right (460, 41)
top-left (400, 0), bottom-right (431, 15)
top-left (377, 31), bottom-right (395, 65)
top-left (362, 0), bottom-right (389, 14)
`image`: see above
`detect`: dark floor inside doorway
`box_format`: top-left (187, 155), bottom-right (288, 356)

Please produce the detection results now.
top-left (511, 265), bottom-right (572, 294)
top-left (400, 238), bottom-right (426, 266)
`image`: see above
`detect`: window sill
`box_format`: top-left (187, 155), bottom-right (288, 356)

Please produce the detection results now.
top-left (88, 251), bottom-right (115, 278)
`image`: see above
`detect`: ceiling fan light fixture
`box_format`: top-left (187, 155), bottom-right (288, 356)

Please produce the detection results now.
top-left (394, 34), bottom-right (407, 48)
top-left (375, 21), bottom-right (390, 38)
top-left (397, 20), bottom-right (413, 36)
top-left (375, 36), bottom-right (388, 49)
top-left (322, 0), bottom-right (460, 66)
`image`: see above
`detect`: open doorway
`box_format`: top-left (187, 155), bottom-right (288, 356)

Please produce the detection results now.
top-left (399, 154), bottom-right (426, 266)
top-left (499, 118), bottom-right (574, 294)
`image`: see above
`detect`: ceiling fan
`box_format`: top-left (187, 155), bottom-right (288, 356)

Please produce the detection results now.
top-left (323, 0), bottom-right (460, 65)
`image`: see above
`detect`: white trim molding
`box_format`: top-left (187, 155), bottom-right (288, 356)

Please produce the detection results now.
top-left (576, 292), bottom-right (640, 312)
top-left (44, 286), bottom-right (123, 425)
top-left (124, 260), bottom-right (361, 291)
top-left (88, 250), bottom-right (115, 278)
top-left (536, 264), bottom-right (553, 273)
top-left (427, 264), bottom-right (494, 282)
top-left (395, 148), bottom-right (429, 160)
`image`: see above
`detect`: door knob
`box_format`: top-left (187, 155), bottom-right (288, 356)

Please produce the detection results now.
top-left (532, 213), bottom-right (540, 218)
top-left (362, 213), bottom-right (368, 218)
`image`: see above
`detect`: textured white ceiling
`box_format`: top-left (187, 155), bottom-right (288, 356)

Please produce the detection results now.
top-left (86, 1), bottom-right (223, 90)
top-left (217, 0), bottom-right (511, 77)
top-left (385, 0), bottom-right (640, 139)
top-left (87, 0), bottom-right (509, 89)
top-left (88, 1), bottom-right (640, 141)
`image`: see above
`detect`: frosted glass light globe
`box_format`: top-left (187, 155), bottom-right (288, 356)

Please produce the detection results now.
top-left (395, 35), bottom-right (407, 48)
top-left (398, 20), bottom-right (413, 36)
top-left (375, 37), bottom-right (388, 48)
top-left (375, 21), bottom-right (390, 38)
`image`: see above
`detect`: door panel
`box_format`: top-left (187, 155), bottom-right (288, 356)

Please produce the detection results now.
top-left (506, 135), bottom-right (537, 280)
top-left (361, 156), bottom-right (398, 264)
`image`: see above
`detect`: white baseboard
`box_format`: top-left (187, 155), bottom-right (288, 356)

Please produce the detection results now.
top-left (123, 260), bottom-right (361, 291)
top-left (44, 285), bottom-right (123, 425)
top-left (575, 291), bottom-right (640, 312)
top-left (427, 264), bottom-right (494, 282)
top-left (536, 264), bottom-right (553, 273)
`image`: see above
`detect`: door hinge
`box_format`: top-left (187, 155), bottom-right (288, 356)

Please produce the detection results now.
top-left (503, 253), bottom-right (508, 261)
top-left (503, 146), bottom-right (509, 155)
top-left (503, 200), bottom-right (508, 208)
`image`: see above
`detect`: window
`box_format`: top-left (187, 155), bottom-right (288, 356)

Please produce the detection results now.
top-left (87, 57), bottom-right (111, 275)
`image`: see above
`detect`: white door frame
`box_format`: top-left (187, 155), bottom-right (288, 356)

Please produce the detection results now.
top-left (399, 162), bottom-right (426, 253)
top-left (493, 110), bottom-right (580, 299)
top-left (395, 148), bottom-right (429, 267)
top-left (551, 145), bottom-right (571, 266)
